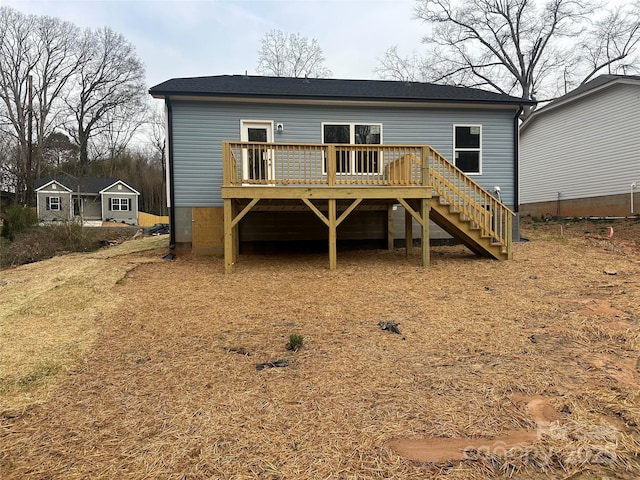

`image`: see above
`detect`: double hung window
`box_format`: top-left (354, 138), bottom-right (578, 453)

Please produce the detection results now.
top-left (110, 198), bottom-right (130, 211)
top-left (453, 125), bottom-right (482, 174)
top-left (46, 196), bottom-right (61, 211)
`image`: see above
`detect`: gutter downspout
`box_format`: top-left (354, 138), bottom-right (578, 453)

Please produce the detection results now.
top-left (513, 105), bottom-right (523, 216)
top-left (166, 97), bottom-right (176, 250)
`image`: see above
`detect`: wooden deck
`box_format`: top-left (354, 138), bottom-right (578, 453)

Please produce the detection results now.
top-left (221, 142), bottom-right (513, 272)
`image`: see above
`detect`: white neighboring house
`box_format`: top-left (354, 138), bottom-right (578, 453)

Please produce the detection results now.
top-left (520, 75), bottom-right (640, 217)
top-left (35, 176), bottom-right (140, 225)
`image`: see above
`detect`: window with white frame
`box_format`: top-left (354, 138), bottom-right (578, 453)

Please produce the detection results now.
top-left (109, 198), bottom-right (130, 211)
top-left (46, 196), bottom-right (61, 211)
top-left (322, 123), bottom-right (382, 174)
top-left (453, 125), bottom-right (482, 174)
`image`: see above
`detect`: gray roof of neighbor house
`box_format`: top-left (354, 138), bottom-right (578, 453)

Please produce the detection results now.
top-left (34, 176), bottom-right (137, 195)
top-left (149, 74), bottom-right (534, 106)
top-left (548, 74), bottom-right (640, 104)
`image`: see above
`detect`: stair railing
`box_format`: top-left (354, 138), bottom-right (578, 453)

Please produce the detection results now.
top-left (427, 146), bottom-right (513, 258)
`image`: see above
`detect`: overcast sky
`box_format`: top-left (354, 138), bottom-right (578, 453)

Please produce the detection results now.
top-left (5, 0), bottom-right (427, 89)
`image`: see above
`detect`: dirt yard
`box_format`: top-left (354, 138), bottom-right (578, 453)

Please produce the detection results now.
top-left (1, 217), bottom-right (639, 479)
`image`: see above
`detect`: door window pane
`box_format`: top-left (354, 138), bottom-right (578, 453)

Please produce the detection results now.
top-left (323, 123), bottom-right (382, 174)
top-left (247, 128), bottom-right (267, 142)
top-left (247, 128), bottom-right (268, 179)
top-left (324, 124), bottom-right (351, 173)
top-left (355, 125), bottom-right (380, 173)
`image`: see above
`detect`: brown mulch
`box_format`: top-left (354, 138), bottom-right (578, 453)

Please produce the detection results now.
top-left (1, 218), bottom-right (640, 479)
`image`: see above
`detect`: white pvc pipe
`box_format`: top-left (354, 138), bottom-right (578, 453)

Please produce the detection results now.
top-left (632, 183), bottom-right (637, 214)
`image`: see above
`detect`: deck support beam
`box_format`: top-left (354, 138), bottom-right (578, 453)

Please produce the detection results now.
top-left (399, 198), bottom-right (424, 257)
top-left (328, 199), bottom-right (337, 270)
top-left (421, 198), bottom-right (430, 266)
top-left (405, 207), bottom-right (413, 256)
top-left (387, 204), bottom-right (394, 250)
top-left (223, 199), bottom-right (235, 273)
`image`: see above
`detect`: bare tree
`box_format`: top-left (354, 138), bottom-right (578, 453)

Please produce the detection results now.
top-left (0, 129), bottom-right (20, 194)
top-left (375, 45), bottom-right (429, 82)
top-left (0, 7), bottom-right (37, 202)
top-left (257, 29), bottom-right (332, 78)
top-left (65, 26), bottom-right (146, 170)
top-left (579, 5), bottom-right (640, 84)
top-left (91, 103), bottom-right (147, 174)
top-left (147, 104), bottom-right (166, 164)
top-left (31, 14), bottom-right (85, 177)
top-left (0, 7), bottom-right (84, 203)
top-left (377, 0), bottom-right (640, 116)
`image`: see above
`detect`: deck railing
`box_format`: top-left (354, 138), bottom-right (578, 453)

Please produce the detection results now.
top-left (222, 141), bottom-right (429, 187)
top-left (222, 141), bottom-right (513, 254)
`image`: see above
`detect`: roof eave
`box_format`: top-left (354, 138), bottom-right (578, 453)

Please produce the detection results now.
top-left (99, 180), bottom-right (141, 195)
top-left (150, 90), bottom-right (533, 107)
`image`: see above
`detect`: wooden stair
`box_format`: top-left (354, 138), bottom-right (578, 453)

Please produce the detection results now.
top-left (427, 148), bottom-right (513, 260)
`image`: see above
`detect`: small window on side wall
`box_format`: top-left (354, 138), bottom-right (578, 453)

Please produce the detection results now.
top-left (454, 125), bottom-right (481, 174)
top-left (109, 198), bottom-right (130, 211)
top-left (46, 196), bottom-right (61, 211)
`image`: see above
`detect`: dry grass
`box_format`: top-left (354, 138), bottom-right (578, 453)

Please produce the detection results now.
top-left (0, 220), bottom-right (639, 479)
top-left (0, 236), bottom-right (167, 410)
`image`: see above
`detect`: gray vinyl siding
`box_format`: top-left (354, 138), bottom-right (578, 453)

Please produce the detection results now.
top-left (521, 83), bottom-right (640, 205)
top-left (37, 191), bottom-right (72, 221)
top-left (171, 101), bottom-right (517, 209)
top-left (102, 193), bottom-right (139, 224)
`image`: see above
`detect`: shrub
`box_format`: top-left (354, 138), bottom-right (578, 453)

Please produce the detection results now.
top-left (286, 333), bottom-right (304, 351)
top-left (0, 224), bottom-right (137, 268)
top-left (1, 204), bottom-right (37, 241)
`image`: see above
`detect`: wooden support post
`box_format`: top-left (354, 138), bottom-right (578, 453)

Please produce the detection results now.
top-left (421, 198), bottom-right (430, 267)
top-left (405, 205), bottom-right (413, 256)
top-left (328, 198), bottom-right (337, 270)
top-left (326, 145), bottom-right (336, 187)
top-left (233, 204), bottom-right (239, 264)
top-left (421, 146), bottom-right (430, 186)
top-left (387, 204), bottom-right (394, 250)
top-left (223, 198), bottom-right (234, 273)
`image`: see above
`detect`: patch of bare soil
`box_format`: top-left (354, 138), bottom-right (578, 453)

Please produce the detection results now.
top-left (388, 396), bottom-right (561, 463)
top-left (1, 219), bottom-right (640, 479)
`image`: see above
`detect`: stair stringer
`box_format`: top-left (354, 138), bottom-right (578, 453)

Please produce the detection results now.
top-left (429, 198), bottom-right (509, 260)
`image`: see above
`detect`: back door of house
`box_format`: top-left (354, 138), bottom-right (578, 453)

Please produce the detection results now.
top-left (241, 120), bottom-right (274, 181)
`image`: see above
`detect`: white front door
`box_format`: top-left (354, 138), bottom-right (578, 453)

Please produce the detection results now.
top-left (240, 120), bottom-right (274, 181)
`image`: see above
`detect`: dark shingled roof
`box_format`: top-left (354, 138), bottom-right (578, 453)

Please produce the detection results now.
top-left (149, 75), bottom-right (533, 106)
top-left (35, 175), bottom-right (136, 194)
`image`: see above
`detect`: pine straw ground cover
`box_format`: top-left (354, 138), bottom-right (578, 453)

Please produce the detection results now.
top-left (1, 218), bottom-right (639, 479)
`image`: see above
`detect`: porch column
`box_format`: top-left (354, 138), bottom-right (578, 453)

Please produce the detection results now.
top-left (421, 198), bottom-right (430, 267)
top-left (328, 199), bottom-right (337, 270)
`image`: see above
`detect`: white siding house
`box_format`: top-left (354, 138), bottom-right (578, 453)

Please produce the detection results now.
top-left (520, 75), bottom-right (640, 217)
